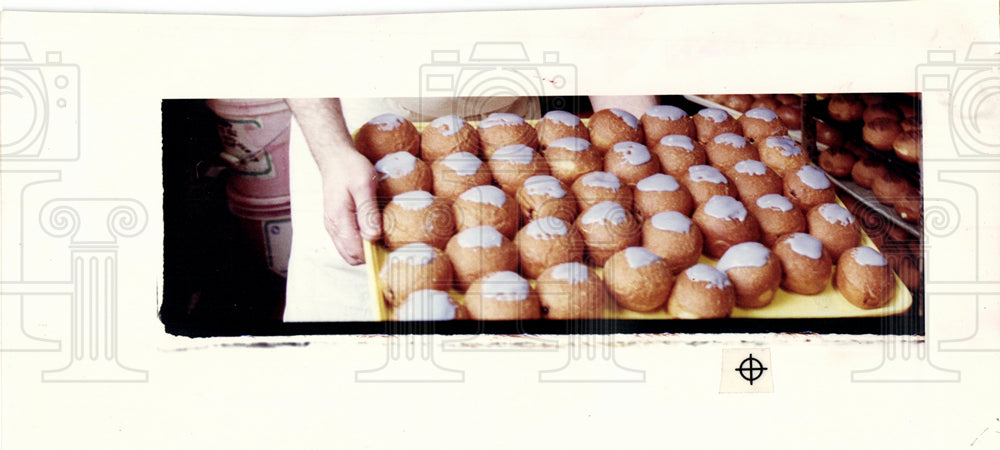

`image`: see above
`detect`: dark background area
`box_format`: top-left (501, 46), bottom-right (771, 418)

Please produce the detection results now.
top-left (161, 95), bottom-right (923, 337)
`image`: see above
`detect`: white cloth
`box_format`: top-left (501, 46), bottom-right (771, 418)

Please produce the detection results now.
top-left (283, 97), bottom-right (540, 322)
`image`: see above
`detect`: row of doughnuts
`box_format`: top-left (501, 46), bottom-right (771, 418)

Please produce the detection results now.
top-left (362, 107), bottom-right (898, 320)
top-left (826, 93), bottom-right (922, 163)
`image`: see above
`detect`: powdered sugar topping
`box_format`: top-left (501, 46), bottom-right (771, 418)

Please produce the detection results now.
top-left (392, 190), bottom-right (436, 211)
top-left (650, 211), bottom-right (692, 233)
top-left (756, 194), bottom-right (794, 212)
top-left (624, 246), bottom-right (661, 269)
top-left (581, 171), bottom-right (622, 190)
top-left (713, 133), bottom-right (747, 148)
top-left (817, 203), bottom-right (855, 226)
top-left (746, 108), bottom-right (778, 122)
top-left (397, 290), bottom-right (457, 321)
top-left (610, 108), bottom-right (639, 129)
top-left (698, 108), bottom-right (730, 123)
top-left (440, 152), bottom-right (483, 176)
top-left (491, 144), bottom-right (536, 165)
top-left (852, 246), bottom-right (888, 267)
top-left (636, 173), bottom-right (681, 192)
top-left (703, 195), bottom-right (747, 221)
top-left (687, 165), bottom-right (728, 184)
top-left (734, 159), bottom-right (768, 176)
top-left (479, 112), bottom-right (526, 129)
top-left (523, 175), bottom-right (566, 199)
top-left (645, 105), bottom-right (686, 121)
top-left (659, 135), bottom-right (695, 151)
top-left (548, 137), bottom-right (591, 152)
top-left (524, 217), bottom-right (570, 240)
top-left (455, 225), bottom-right (504, 249)
top-left (543, 110), bottom-right (581, 127)
top-left (797, 165), bottom-right (831, 190)
top-left (480, 271), bottom-right (530, 301)
top-left (387, 242), bottom-right (438, 266)
top-left (550, 262), bottom-right (591, 284)
top-left (716, 242), bottom-right (770, 273)
top-left (459, 185), bottom-right (507, 208)
top-left (375, 151), bottom-right (417, 180)
top-left (787, 233), bottom-right (822, 259)
top-left (368, 113), bottom-right (405, 131)
top-left (765, 136), bottom-right (802, 156)
top-left (580, 202), bottom-right (628, 226)
top-left (612, 141), bottom-right (652, 165)
top-left (430, 115), bottom-right (465, 136)
top-left (685, 263), bottom-right (732, 289)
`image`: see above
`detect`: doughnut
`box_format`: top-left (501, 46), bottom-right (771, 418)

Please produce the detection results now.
top-left (641, 104), bottom-right (696, 146)
top-left (535, 110), bottom-right (589, 148)
top-left (816, 120), bottom-right (844, 147)
top-left (374, 151), bottom-right (433, 200)
top-left (692, 195), bottom-right (761, 259)
top-left (603, 247), bottom-right (675, 312)
top-left (776, 103), bottom-right (803, 130)
top-left (749, 193), bottom-right (807, 247)
top-left (738, 107), bottom-right (788, 144)
top-left (464, 271), bottom-right (541, 320)
top-left (758, 136), bottom-right (809, 178)
top-left (666, 263), bottom-right (736, 319)
top-left (772, 233), bottom-right (832, 295)
top-left (723, 94), bottom-right (754, 113)
top-left (444, 225), bottom-right (519, 290)
top-left (680, 165), bottom-right (737, 205)
top-left (420, 114), bottom-right (480, 161)
top-left (750, 97), bottom-right (782, 112)
top-left (835, 247), bottom-right (896, 309)
top-left (452, 185), bottom-right (521, 239)
top-left (379, 243), bottom-right (454, 307)
top-left (354, 113), bottom-right (420, 161)
top-left (571, 171), bottom-right (634, 212)
top-left (705, 132), bottom-right (760, 171)
top-left (516, 175), bottom-right (579, 224)
top-left (514, 216), bottom-right (585, 279)
top-left (575, 201), bottom-right (641, 266)
top-left (393, 289), bottom-right (469, 321)
top-left (430, 151), bottom-right (493, 201)
top-left (487, 144), bottom-right (550, 196)
top-left (693, 107), bottom-right (742, 143)
top-left (651, 134), bottom-right (708, 179)
top-left (588, 108), bottom-right (644, 154)
top-left (724, 159), bottom-right (783, 206)
top-left (862, 117), bottom-right (903, 151)
top-left (642, 211), bottom-right (704, 274)
top-left (477, 112), bottom-right (538, 158)
top-left (850, 158), bottom-right (889, 189)
top-left (716, 241), bottom-right (783, 309)
top-left (863, 102), bottom-right (902, 124)
top-left (899, 117), bottom-right (921, 132)
top-left (633, 173), bottom-right (695, 220)
top-left (817, 147), bottom-right (857, 178)
top-left (543, 137), bottom-right (604, 185)
top-left (827, 94), bottom-right (864, 122)
top-left (806, 203), bottom-right (861, 260)
top-left (604, 141), bottom-right (661, 185)
top-left (382, 190), bottom-right (455, 250)
top-left (893, 130), bottom-right (921, 164)
top-left (784, 165), bottom-right (836, 211)
top-left (536, 262), bottom-right (608, 319)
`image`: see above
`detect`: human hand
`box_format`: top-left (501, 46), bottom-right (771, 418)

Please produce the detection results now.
top-left (317, 149), bottom-right (382, 265)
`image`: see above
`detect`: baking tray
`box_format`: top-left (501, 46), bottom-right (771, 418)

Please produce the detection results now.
top-left (362, 117), bottom-right (912, 321)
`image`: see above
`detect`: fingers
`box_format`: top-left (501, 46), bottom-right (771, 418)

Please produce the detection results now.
top-left (325, 208), bottom-right (365, 266)
top-left (324, 168), bottom-right (382, 266)
top-left (355, 173), bottom-right (382, 242)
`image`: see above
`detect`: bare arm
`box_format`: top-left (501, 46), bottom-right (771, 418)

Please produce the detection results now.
top-left (285, 98), bottom-right (381, 265)
top-left (588, 95), bottom-right (658, 119)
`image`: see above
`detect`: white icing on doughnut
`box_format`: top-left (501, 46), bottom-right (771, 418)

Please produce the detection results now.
top-left (713, 133), bottom-right (747, 148)
top-left (387, 242), bottom-right (437, 266)
top-left (704, 195), bottom-right (747, 221)
top-left (523, 175), bottom-right (566, 199)
top-left (480, 271), bottom-right (530, 301)
top-left (624, 246), bottom-right (661, 269)
top-left (852, 246), bottom-right (888, 267)
top-left (716, 242), bottom-right (770, 273)
top-left (660, 135), bottom-right (695, 151)
top-left (491, 144), bottom-right (535, 165)
top-left (459, 185), bottom-right (507, 208)
top-left (455, 225), bottom-right (504, 249)
top-left (430, 115), bottom-right (465, 136)
top-left (440, 152), bottom-right (483, 176)
top-left (610, 108), bottom-right (640, 129)
top-left (612, 141), bottom-right (652, 165)
top-left (796, 165), bottom-right (832, 190)
top-left (817, 203), bottom-right (855, 226)
top-left (543, 110), bottom-right (581, 127)
top-left (734, 159), bottom-right (767, 176)
top-left (550, 262), bottom-right (591, 284)
top-left (580, 171), bottom-right (622, 190)
top-left (651, 211), bottom-right (692, 233)
top-left (375, 151), bottom-right (417, 180)
top-left (698, 108), bottom-right (730, 123)
top-left (392, 190), bottom-right (436, 211)
top-left (645, 105), bottom-right (686, 121)
top-left (745, 108), bottom-right (778, 122)
top-left (636, 173), bottom-right (681, 192)
top-left (368, 113), bottom-right (405, 131)
top-left (524, 217), bottom-right (569, 240)
top-left (685, 263), bottom-right (732, 289)
top-left (688, 165), bottom-right (728, 184)
top-left (548, 137), bottom-right (591, 152)
top-left (756, 194), bottom-right (794, 212)
top-left (479, 112), bottom-right (525, 129)
top-left (397, 290), bottom-right (457, 321)
top-left (580, 202), bottom-right (628, 226)
top-left (765, 136), bottom-right (802, 156)
top-left (787, 233), bottom-right (823, 260)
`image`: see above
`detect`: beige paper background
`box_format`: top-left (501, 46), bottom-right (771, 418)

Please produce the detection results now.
top-left (2, 1), bottom-right (1000, 448)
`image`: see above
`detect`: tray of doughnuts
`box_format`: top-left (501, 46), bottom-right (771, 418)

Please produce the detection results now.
top-left (354, 105), bottom-right (912, 322)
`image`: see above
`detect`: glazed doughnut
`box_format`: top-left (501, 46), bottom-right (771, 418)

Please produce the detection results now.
top-left (393, 289), bottom-right (469, 321)
top-left (354, 113), bottom-right (420, 162)
top-left (444, 225), bottom-right (519, 290)
top-left (430, 151), bottom-right (493, 201)
top-left (382, 190), bottom-right (455, 250)
top-left (651, 134), bottom-right (708, 179)
top-left (420, 115), bottom-right (480, 161)
top-left (571, 171), bottom-right (633, 212)
top-left (452, 185), bottom-right (521, 239)
top-left (379, 243), bottom-right (454, 307)
top-left (514, 216), bottom-right (585, 279)
top-left (783, 165), bottom-right (836, 211)
top-left (835, 247), bottom-right (896, 309)
top-left (893, 130), bottom-right (922, 164)
top-left (716, 241), bottom-right (783, 309)
top-left (516, 175), bottom-right (579, 224)
top-left (536, 262), bottom-right (608, 319)
top-left (738, 108), bottom-right (788, 144)
top-left (633, 173), bottom-right (695, 219)
top-left (749, 193), bottom-right (807, 247)
top-left (862, 117), bottom-right (903, 151)
top-left (464, 271), bottom-right (541, 320)
top-left (725, 159), bottom-right (783, 206)
top-left (543, 137), bottom-right (604, 185)
top-left (758, 136), bottom-right (809, 178)
top-left (772, 232), bottom-right (832, 295)
top-left (374, 151), bottom-right (433, 200)
top-left (666, 263), bottom-right (736, 319)
top-left (806, 203), bottom-right (861, 260)
top-left (535, 110), bottom-right (589, 148)
top-left (487, 144), bottom-right (550, 196)
top-left (604, 141), bottom-right (661, 185)
top-left (588, 108), bottom-right (644, 154)
top-left (850, 158), bottom-right (889, 189)
top-left (705, 133), bottom-right (759, 171)
top-left (642, 211), bottom-right (704, 274)
top-left (693, 107), bottom-right (741, 143)
top-left (827, 94), bottom-right (865, 122)
top-left (575, 201), bottom-right (641, 266)
top-left (641, 105), bottom-right (696, 146)
top-left (692, 195), bottom-right (761, 259)
top-left (603, 247), bottom-right (675, 312)
top-left (680, 165), bottom-right (737, 205)
top-left (817, 147), bottom-right (857, 178)
top-left (477, 113), bottom-right (538, 158)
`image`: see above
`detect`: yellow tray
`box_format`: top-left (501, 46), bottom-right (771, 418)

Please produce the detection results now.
top-left (359, 116), bottom-right (913, 321)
